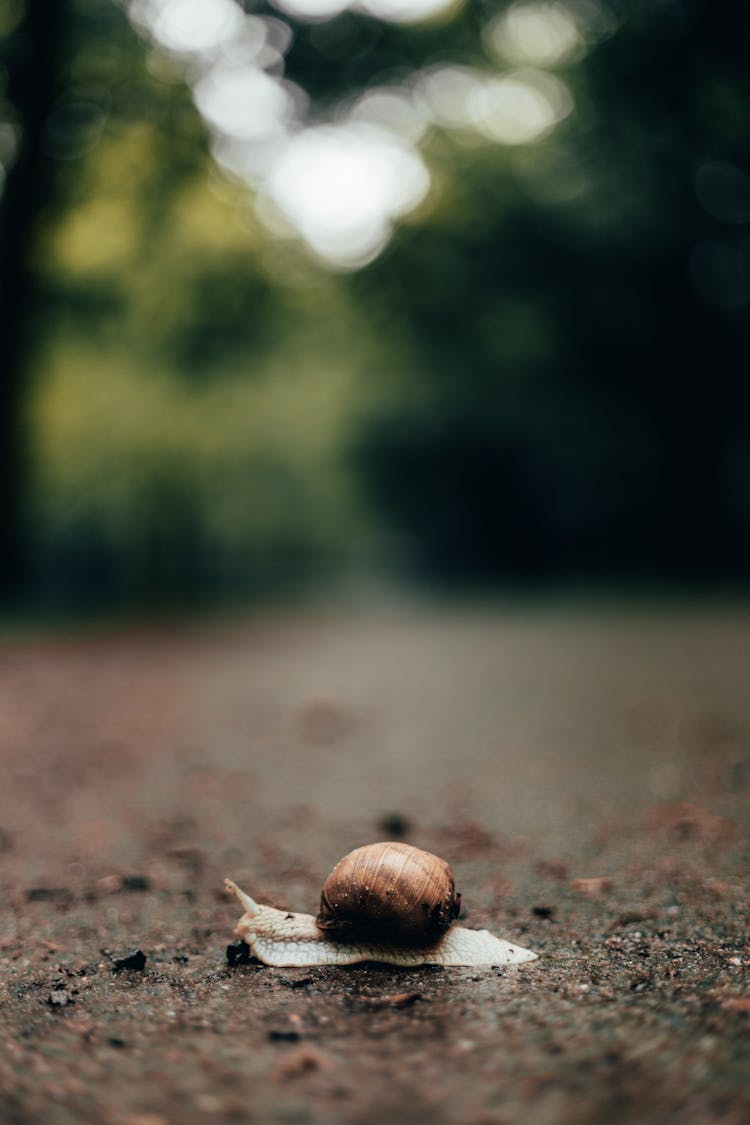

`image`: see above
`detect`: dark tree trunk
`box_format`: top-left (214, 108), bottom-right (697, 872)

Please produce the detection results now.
top-left (0, 0), bottom-right (66, 600)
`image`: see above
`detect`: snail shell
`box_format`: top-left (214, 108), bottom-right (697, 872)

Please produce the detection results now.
top-left (317, 842), bottom-right (460, 945)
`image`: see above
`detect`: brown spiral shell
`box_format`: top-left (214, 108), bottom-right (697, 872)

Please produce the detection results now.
top-left (316, 842), bottom-right (461, 945)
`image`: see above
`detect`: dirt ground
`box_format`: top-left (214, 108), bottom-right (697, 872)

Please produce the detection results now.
top-left (0, 600), bottom-right (748, 1125)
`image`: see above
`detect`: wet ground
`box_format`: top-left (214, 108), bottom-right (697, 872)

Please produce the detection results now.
top-left (0, 601), bottom-right (748, 1124)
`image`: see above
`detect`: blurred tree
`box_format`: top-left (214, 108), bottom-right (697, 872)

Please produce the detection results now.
top-left (349, 1), bottom-right (750, 581)
top-left (1, 0), bottom-right (749, 608)
top-left (0, 0), bottom-right (303, 604)
top-left (0, 0), bottom-right (66, 595)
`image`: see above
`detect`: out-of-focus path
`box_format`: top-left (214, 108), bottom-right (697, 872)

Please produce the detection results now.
top-left (1, 602), bottom-right (748, 1125)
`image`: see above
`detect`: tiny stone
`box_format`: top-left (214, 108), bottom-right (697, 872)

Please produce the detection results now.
top-left (226, 940), bottom-right (251, 966)
top-left (47, 990), bottom-right (72, 1008)
top-left (269, 1029), bottom-right (301, 1042)
top-left (275, 1046), bottom-right (329, 1079)
top-left (122, 875), bottom-right (151, 891)
top-left (96, 875), bottom-right (123, 896)
top-left (382, 991), bottom-right (421, 1009)
top-left (720, 997), bottom-right (750, 1012)
top-left (278, 975), bottom-right (312, 989)
top-left (353, 991), bottom-right (422, 1009)
top-left (532, 905), bottom-right (555, 919)
top-left (570, 877), bottom-right (612, 897)
top-left (617, 909), bottom-right (651, 925)
top-left (27, 887), bottom-right (73, 905)
top-left (111, 949), bottom-right (146, 972)
top-left (378, 812), bottom-right (412, 838)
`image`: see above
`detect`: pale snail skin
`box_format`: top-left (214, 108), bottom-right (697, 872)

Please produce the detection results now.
top-left (224, 842), bottom-right (538, 968)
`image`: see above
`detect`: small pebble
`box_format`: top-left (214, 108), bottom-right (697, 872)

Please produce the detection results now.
top-left (352, 991), bottom-right (422, 1010)
top-left (275, 1046), bottom-right (329, 1079)
top-left (532, 905), bottom-right (555, 919)
top-left (720, 997), bottom-right (750, 1012)
top-left (111, 949), bottom-right (146, 972)
top-left (122, 875), bottom-right (151, 891)
top-left (570, 877), bottom-right (612, 897)
top-left (226, 940), bottom-right (251, 966)
top-left (47, 990), bottom-right (72, 1008)
top-left (617, 909), bottom-right (652, 925)
top-left (26, 887), bottom-right (73, 905)
top-left (95, 875), bottom-right (123, 896)
top-left (278, 975), bottom-right (312, 989)
top-left (378, 812), bottom-right (412, 838)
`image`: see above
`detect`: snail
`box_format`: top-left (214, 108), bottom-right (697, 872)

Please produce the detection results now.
top-left (224, 841), bottom-right (538, 968)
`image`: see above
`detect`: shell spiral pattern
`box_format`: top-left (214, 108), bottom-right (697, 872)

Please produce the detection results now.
top-left (317, 841), bottom-right (461, 945)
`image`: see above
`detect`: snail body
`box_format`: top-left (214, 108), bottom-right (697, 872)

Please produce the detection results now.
top-left (224, 842), bottom-right (537, 968)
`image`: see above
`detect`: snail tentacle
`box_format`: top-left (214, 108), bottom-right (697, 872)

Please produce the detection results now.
top-left (224, 878), bottom-right (260, 918)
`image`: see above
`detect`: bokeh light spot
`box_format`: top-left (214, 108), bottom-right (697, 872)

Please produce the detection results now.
top-left (269, 0), bottom-right (350, 20)
top-left (144, 0), bottom-right (244, 55)
top-left (487, 2), bottom-right (583, 67)
top-left (194, 64), bottom-right (295, 141)
top-left (358, 0), bottom-right (461, 24)
top-left (415, 66), bottom-right (487, 130)
top-left (270, 0), bottom-right (459, 23)
top-left (472, 71), bottom-right (572, 144)
top-left (348, 88), bottom-right (428, 142)
top-left (417, 65), bottom-right (572, 144)
top-left (262, 124), bottom-right (430, 268)
top-left (127, 0), bottom-right (572, 267)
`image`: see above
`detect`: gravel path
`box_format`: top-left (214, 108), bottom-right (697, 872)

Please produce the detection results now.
top-left (1, 602), bottom-right (748, 1124)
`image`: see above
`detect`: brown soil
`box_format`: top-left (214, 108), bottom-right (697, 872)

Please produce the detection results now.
top-left (1, 602), bottom-right (748, 1125)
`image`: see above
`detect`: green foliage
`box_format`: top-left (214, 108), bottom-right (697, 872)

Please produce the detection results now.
top-left (19, 1), bottom-right (381, 602)
top-left (3, 0), bottom-right (749, 605)
top-left (345, 4), bottom-right (750, 580)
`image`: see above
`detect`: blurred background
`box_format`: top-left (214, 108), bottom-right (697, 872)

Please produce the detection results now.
top-left (2, 12), bottom-right (749, 1119)
top-left (1, 0), bottom-right (749, 611)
